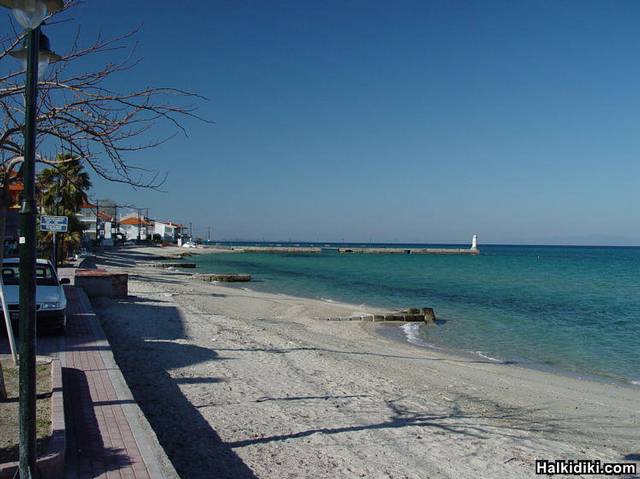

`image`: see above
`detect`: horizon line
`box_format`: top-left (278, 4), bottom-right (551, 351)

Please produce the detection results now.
top-left (203, 240), bottom-right (640, 248)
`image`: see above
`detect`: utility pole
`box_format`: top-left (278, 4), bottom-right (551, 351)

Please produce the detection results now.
top-left (99, 202), bottom-right (130, 245)
top-left (113, 205), bottom-right (118, 244)
top-left (95, 199), bottom-right (100, 244)
top-left (207, 226), bottom-right (211, 242)
top-left (137, 208), bottom-right (141, 242)
top-left (53, 175), bottom-right (60, 270)
top-left (189, 222), bottom-right (193, 241)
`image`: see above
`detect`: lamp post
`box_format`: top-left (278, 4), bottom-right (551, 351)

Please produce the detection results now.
top-left (1, 1), bottom-right (63, 477)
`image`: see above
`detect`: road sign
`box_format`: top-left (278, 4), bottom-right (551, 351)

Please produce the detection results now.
top-left (40, 215), bottom-right (68, 233)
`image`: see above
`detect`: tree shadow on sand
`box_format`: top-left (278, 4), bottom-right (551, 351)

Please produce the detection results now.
top-left (213, 344), bottom-right (515, 365)
top-left (95, 295), bottom-right (258, 479)
top-left (225, 396), bottom-right (573, 448)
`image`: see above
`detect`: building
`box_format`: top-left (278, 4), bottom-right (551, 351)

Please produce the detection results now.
top-left (153, 220), bottom-right (184, 243)
top-left (77, 202), bottom-right (115, 245)
top-left (119, 212), bottom-right (153, 241)
top-left (2, 171), bottom-right (24, 256)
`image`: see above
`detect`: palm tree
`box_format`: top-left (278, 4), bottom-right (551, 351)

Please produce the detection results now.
top-left (37, 154), bottom-right (92, 263)
top-left (38, 154), bottom-right (92, 214)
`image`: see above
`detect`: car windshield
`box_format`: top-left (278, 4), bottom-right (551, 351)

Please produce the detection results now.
top-left (2, 263), bottom-right (59, 286)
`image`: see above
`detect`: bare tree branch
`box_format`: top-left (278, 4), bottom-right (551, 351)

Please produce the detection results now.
top-left (0, 2), bottom-right (211, 190)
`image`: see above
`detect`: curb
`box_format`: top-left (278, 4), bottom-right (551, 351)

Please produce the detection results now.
top-left (0, 358), bottom-right (65, 479)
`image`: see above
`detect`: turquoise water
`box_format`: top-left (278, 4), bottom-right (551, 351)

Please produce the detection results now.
top-left (190, 244), bottom-right (640, 384)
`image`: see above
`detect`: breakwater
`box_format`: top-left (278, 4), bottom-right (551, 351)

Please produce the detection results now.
top-left (230, 246), bottom-right (322, 253)
top-left (192, 273), bottom-right (251, 282)
top-left (339, 247), bottom-right (479, 255)
top-left (149, 262), bottom-right (197, 268)
top-left (208, 245), bottom-right (478, 255)
top-left (327, 308), bottom-right (437, 323)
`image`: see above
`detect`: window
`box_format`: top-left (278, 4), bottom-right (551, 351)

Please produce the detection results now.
top-left (2, 263), bottom-right (58, 286)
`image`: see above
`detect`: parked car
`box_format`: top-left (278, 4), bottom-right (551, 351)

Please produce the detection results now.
top-left (0, 258), bottom-right (69, 335)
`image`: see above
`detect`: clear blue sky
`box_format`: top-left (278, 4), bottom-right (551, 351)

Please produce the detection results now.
top-left (31, 2), bottom-right (640, 243)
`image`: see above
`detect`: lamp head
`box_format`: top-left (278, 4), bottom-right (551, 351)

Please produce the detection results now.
top-left (0, 0), bottom-right (64, 29)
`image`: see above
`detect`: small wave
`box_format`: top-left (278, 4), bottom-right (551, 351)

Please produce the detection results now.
top-left (475, 351), bottom-right (503, 363)
top-left (631, 380), bottom-right (640, 386)
top-left (320, 297), bottom-right (335, 303)
top-left (400, 323), bottom-right (434, 348)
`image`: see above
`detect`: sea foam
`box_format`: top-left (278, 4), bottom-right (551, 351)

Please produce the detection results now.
top-left (400, 322), bottom-right (435, 348)
top-left (475, 351), bottom-right (503, 363)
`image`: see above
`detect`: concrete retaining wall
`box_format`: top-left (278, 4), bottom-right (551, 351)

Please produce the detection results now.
top-left (74, 269), bottom-right (128, 298)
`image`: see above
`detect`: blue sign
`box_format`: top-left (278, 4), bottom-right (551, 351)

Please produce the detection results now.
top-left (40, 215), bottom-right (68, 232)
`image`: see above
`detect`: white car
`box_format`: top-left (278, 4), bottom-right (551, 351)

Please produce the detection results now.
top-left (1, 258), bottom-right (69, 335)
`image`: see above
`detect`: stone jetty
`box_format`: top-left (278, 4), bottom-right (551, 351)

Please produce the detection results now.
top-left (150, 262), bottom-right (197, 268)
top-left (338, 234), bottom-right (480, 255)
top-left (327, 308), bottom-right (437, 324)
top-left (231, 246), bottom-right (322, 253)
top-left (192, 273), bottom-right (251, 282)
top-left (339, 247), bottom-right (478, 255)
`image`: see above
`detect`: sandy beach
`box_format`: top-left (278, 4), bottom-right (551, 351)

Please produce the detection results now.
top-left (89, 246), bottom-right (640, 479)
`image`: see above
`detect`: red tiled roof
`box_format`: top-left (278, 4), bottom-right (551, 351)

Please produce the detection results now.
top-left (120, 217), bottom-right (151, 226)
top-left (97, 211), bottom-right (113, 222)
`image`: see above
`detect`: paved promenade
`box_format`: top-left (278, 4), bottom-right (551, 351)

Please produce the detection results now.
top-left (64, 286), bottom-right (161, 479)
top-left (1, 283), bottom-right (175, 478)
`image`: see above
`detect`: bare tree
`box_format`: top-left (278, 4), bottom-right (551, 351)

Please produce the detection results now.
top-left (0, 2), bottom-right (209, 389)
top-left (0, 1), bottom-right (209, 240)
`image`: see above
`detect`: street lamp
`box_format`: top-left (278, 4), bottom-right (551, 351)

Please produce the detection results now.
top-left (9, 31), bottom-right (61, 78)
top-left (0, 0), bottom-right (62, 29)
top-left (1, 1), bottom-right (63, 477)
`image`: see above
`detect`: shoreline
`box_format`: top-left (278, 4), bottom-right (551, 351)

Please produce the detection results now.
top-left (199, 272), bottom-right (640, 390)
top-left (91, 246), bottom-right (640, 478)
top-left (377, 321), bottom-right (640, 391)
top-left (170, 246), bottom-right (640, 389)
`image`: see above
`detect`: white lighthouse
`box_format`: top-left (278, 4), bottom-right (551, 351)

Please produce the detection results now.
top-left (471, 234), bottom-right (478, 251)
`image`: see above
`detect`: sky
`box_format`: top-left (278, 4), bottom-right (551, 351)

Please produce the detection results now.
top-left (11, 1), bottom-right (640, 244)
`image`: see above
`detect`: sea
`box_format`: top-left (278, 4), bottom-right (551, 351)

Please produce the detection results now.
top-left (188, 243), bottom-right (640, 386)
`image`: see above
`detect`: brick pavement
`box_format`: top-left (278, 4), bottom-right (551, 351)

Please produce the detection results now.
top-left (63, 286), bottom-right (151, 479)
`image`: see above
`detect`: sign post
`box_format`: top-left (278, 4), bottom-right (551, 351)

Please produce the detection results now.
top-left (52, 233), bottom-right (56, 271)
top-left (40, 215), bottom-right (68, 272)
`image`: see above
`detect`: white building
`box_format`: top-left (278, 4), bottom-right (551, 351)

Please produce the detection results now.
top-left (77, 202), bottom-right (114, 245)
top-left (119, 213), bottom-right (152, 241)
top-left (154, 220), bottom-right (184, 243)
